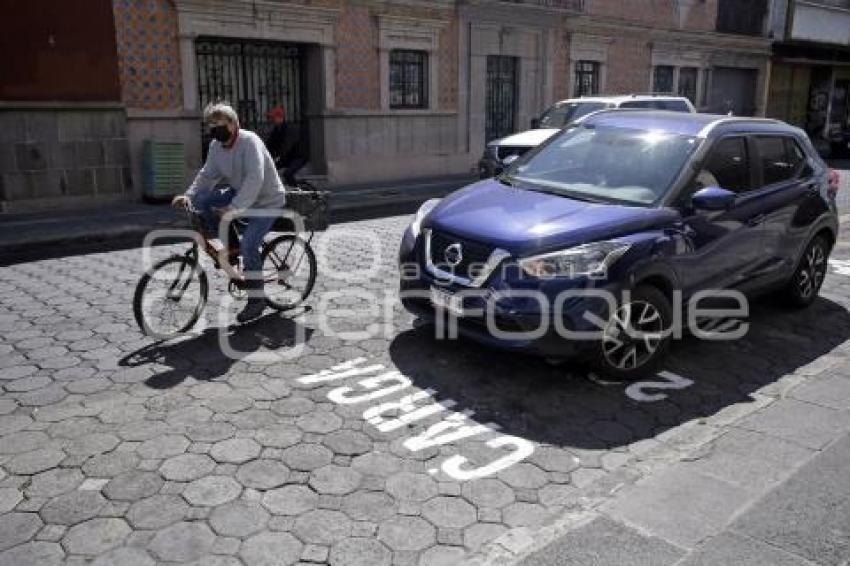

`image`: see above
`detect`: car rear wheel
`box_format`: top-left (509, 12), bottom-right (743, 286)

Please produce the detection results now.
top-left (784, 235), bottom-right (829, 308)
top-left (593, 285), bottom-right (672, 381)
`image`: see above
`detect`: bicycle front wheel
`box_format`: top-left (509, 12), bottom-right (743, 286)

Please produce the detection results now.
top-left (261, 235), bottom-right (317, 311)
top-left (133, 255), bottom-right (208, 339)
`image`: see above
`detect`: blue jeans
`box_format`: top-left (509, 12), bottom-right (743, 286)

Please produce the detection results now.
top-left (191, 187), bottom-right (276, 278)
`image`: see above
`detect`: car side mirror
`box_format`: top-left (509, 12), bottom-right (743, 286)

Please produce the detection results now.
top-left (530, 118), bottom-right (540, 129)
top-left (691, 186), bottom-right (736, 211)
top-left (501, 154), bottom-right (520, 167)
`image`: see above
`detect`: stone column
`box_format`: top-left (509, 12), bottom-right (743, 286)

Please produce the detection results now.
top-left (179, 33), bottom-right (198, 112)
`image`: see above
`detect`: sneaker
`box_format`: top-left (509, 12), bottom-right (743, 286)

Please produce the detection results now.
top-left (237, 299), bottom-right (265, 323)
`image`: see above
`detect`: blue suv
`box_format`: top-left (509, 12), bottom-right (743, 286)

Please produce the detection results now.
top-left (399, 111), bottom-right (839, 380)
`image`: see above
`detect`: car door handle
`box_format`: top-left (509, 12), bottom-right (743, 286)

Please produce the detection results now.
top-left (746, 214), bottom-right (766, 227)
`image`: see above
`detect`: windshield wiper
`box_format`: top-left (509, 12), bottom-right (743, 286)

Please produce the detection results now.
top-left (496, 174), bottom-right (514, 187)
top-left (519, 183), bottom-right (605, 203)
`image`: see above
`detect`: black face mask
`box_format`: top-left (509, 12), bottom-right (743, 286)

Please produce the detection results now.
top-left (209, 125), bottom-right (231, 143)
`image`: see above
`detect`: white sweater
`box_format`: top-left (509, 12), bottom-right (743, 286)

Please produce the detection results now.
top-left (186, 129), bottom-right (286, 212)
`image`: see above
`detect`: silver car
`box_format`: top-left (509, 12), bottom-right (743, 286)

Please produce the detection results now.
top-left (478, 94), bottom-right (696, 178)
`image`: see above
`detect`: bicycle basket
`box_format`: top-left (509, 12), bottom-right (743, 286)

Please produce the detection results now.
top-left (276, 189), bottom-right (330, 232)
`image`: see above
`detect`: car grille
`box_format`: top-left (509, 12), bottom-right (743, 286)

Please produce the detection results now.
top-left (429, 231), bottom-right (494, 282)
top-left (497, 146), bottom-right (532, 161)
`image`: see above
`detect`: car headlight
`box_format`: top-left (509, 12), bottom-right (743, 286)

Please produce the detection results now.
top-left (519, 241), bottom-right (631, 279)
top-left (409, 198), bottom-right (441, 237)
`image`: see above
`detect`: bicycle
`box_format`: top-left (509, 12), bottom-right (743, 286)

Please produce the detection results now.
top-left (133, 182), bottom-right (328, 339)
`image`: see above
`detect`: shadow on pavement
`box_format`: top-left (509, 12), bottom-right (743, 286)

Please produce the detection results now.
top-left (119, 311), bottom-right (314, 389)
top-left (389, 296), bottom-right (850, 450)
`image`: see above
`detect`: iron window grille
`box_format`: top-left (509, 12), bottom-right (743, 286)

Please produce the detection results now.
top-left (653, 65), bottom-right (675, 94)
top-left (678, 67), bottom-right (699, 104)
top-left (574, 61), bottom-right (600, 97)
top-left (390, 50), bottom-right (428, 109)
top-left (486, 55), bottom-right (519, 142)
top-left (195, 37), bottom-right (305, 158)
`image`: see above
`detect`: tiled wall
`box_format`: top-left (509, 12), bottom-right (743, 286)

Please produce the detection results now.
top-left (605, 35), bottom-right (653, 94)
top-left (552, 31), bottom-right (571, 102)
top-left (439, 16), bottom-right (460, 111)
top-left (112, 0), bottom-right (183, 110)
top-left (335, 4), bottom-right (380, 110)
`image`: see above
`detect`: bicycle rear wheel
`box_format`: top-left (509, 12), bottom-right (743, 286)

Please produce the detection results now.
top-left (261, 235), bottom-right (317, 311)
top-left (133, 255), bottom-right (208, 339)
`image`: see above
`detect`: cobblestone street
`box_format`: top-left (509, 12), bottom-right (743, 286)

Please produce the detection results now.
top-left (1, 214), bottom-right (850, 565)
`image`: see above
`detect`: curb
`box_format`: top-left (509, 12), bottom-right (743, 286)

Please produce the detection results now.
top-left (0, 184), bottom-right (463, 265)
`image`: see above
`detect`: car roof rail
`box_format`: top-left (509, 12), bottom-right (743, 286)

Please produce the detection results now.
top-left (697, 116), bottom-right (787, 137)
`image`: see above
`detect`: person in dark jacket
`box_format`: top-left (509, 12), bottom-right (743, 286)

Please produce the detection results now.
top-left (265, 105), bottom-right (309, 187)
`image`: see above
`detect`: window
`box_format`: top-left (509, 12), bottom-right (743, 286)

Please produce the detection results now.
top-left (678, 67), bottom-right (698, 104)
top-left (716, 0), bottom-right (768, 36)
top-left (513, 126), bottom-right (700, 206)
top-left (619, 100), bottom-right (657, 109)
top-left (785, 138), bottom-right (807, 175)
top-left (574, 61), bottom-right (600, 97)
top-left (660, 100), bottom-right (691, 112)
top-left (486, 56), bottom-right (519, 142)
top-left (702, 137), bottom-right (750, 193)
top-left (653, 66), bottom-right (674, 93)
top-left (619, 99), bottom-right (691, 112)
top-left (538, 102), bottom-right (606, 128)
top-left (389, 50), bottom-right (428, 109)
top-left (756, 136), bottom-right (807, 186)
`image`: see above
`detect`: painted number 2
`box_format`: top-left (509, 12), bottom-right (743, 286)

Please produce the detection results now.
top-left (625, 371), bottom-right (694, 402)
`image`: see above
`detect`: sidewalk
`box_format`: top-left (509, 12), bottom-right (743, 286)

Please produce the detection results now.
top-left (0, 174), bottom-right (475, 265)
top-left (518, 370), bottom-right (850, 566)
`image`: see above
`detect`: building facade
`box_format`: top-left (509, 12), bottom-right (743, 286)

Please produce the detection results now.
top-left (1, 0), bottom-right (774, 212)
top-left (766, 0), bottom-right (850, 156)
top-left (0, 0), bottom-right (132, 212)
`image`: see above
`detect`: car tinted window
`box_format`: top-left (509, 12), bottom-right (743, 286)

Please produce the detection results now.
top-left (785, 137), bottom-right (807, 177)
top-left (702, 137), bottom-right (750, 193)
top-left (618, 100), bottom-right (689, 111)
top-left (538, 102), bottom-right (606, 128)
top-left (756, 136), bottom-right (797, 186)
top-left (660, 100), bottom-right (690, 112)
top-left (619, 100), bottom-right (657, 109)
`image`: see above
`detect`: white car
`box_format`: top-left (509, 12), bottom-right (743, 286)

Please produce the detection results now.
top-left (478, 94), bottom-right (696, 178)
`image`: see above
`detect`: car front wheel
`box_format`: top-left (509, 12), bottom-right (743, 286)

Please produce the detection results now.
top-left (593, 285), bottom-right (672, 381)
top-left (785, 235), bottom-right (829, 308)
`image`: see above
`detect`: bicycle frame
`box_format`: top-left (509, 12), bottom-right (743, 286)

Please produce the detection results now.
top-left (165, 243), bottom-right (202, 302)
top-left (183, 199), bottom-right (316, 287)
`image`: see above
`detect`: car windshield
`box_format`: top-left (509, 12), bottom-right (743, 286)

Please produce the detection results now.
top-left (509, 125), bottom-right (701, 206)
top-left (537, 102), bottom-right (607, 128)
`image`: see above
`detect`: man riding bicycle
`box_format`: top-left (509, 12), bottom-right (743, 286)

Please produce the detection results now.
top-left (172, 101), bottom-right (285, 323)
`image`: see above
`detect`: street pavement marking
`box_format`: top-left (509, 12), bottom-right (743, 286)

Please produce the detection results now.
top-left (298, 358), bottom-right (535, 481)
top-left (625, 372), bottom-right (695, 403)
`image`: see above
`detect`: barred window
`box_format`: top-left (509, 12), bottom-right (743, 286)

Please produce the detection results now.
top-left (390, 50), bottom-right (428, 109)
top-left (574, 61), bottom-right (600, 97)
top-left (678, 67), bottom-right (699, 104)
top-left (653, 65), bottom-right (675, 93)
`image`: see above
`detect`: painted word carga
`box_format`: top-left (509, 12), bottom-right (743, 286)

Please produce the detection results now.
top-left (298, 358), bottom-right (536, 481)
